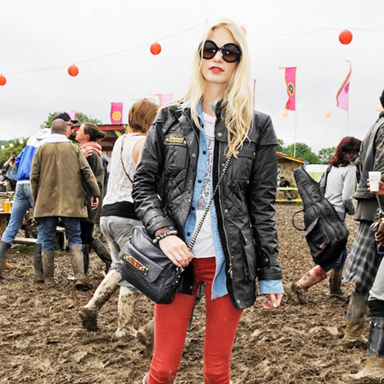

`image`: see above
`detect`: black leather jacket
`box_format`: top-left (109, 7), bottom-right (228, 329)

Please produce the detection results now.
top-left (132, 104), bottom-right (282, 310)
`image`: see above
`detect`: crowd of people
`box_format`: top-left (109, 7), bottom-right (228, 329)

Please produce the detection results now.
top-left (0, 18), bottom-right (383, 384)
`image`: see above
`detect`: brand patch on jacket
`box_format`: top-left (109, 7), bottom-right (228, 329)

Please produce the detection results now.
top-left (167, 134), bottom-right (185, 144)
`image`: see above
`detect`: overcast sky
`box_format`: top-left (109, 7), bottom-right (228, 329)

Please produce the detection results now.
top-left (0, 0), bottom-right (383, 153)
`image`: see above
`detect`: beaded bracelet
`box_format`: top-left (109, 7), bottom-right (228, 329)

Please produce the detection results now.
top-left (153, 229), bottom-right (178, 244)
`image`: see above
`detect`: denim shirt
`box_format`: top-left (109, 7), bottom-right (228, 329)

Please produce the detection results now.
top-left (183, 101), bottom-right (284, 299)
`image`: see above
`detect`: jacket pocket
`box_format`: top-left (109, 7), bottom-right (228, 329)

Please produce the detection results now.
top-left (241, 226), bottom-right (257, 281)
top-left (231, 143), bottom-right (256, 180)
top-left (164, 137), bottom-right (189, 174)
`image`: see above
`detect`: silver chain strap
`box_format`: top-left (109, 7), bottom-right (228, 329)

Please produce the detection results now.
top-left (187, 153), bottom-right (233, 251)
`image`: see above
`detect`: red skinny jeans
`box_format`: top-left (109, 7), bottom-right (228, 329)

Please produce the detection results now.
top-left (148, 257), bottom-right (243, 384)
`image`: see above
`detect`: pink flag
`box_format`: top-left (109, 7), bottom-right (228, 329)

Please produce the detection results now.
top-left (250, 79), bottom-right (256, 106)
top-left (336, 61), bottom-right (352, 111)
top-left (66, 110), bottom-right (77, 122)
top-left (110, 102), bottom-right (123, 124)
top-left (156, 94), bottom-right (172, 107)
top-left (281, 67), bottom-right (296, 111)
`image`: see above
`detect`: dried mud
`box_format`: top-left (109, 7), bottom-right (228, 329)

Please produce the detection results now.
top-left (0, 205), bottom-right (371, 383)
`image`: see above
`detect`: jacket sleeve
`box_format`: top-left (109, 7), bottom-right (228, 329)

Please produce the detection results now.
top-left (373, 126), bottom-right (384, 207)
top-left (78, 149), bottom-right (100, 197)
top-left (30, 148), bottom-right (41, 204)
top-left (249, 113), bottom-right (282, 281)
top-left (132, 110), bottom-right (176, 238)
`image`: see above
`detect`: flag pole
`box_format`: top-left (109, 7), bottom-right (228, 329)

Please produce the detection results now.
top-left (294, 67), bottom-right (297, 158)
top-left (347, 109), bottom-right (349, 135)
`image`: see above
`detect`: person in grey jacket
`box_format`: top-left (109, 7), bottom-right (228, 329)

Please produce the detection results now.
top-left (132, 19), bottom-right (283, 384)
top-left (291, 136), bottom-right (361, 302)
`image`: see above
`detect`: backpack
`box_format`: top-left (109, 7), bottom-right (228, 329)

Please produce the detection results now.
top-left (292, 167), bottom-right (348, 266)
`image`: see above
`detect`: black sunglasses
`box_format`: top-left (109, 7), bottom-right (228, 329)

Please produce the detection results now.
top-left (200, 40), bottom-right (242, 63)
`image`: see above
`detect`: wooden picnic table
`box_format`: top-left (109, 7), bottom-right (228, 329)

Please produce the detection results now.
top-left (0, 211), bottom-right (11, 238)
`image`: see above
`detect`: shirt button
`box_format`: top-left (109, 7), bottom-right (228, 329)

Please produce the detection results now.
top-left (187, 232), bottom-right (191, 236)
top-left (198, 179), bottom-right (202, 183)
top-left (217, 132), bottom-right (223, 138)
top-left (203, 150), bottom-right (207, 155)
top-left (191, 207), bottom-right (195, 211)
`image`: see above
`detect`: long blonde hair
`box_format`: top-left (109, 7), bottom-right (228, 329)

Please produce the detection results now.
top-left (180, 19), bottom-right (253, 157)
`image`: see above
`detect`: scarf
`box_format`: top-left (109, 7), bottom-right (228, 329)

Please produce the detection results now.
top-left (80, 141), bottom-right (102, 156)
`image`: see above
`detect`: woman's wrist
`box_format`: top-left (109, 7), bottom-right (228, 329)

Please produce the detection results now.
top-left (153, 228), bottom-right (178, 244)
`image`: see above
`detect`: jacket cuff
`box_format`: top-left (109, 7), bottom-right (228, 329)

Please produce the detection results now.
top-left (257, 266), bottom-right (283, 280)
top-left (145, 215), bottom-right (175, 238)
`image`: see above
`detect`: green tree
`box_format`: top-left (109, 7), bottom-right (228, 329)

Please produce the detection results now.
top-left (276, 138), bottom-right (285, 153)
top-left (284, 142), bottom-right (319, 164)
top-left (318, 147), bottom-right (335, 164)
top-left (41, 111), bottom-right (102, 128)
top-left (0, 138), bottom-right (29, 168)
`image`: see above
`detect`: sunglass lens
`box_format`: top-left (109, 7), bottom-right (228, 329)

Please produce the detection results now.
top-left (203, 41), bottom-right (217, 60)
top-left (222, 44), bottom-right (240, 62)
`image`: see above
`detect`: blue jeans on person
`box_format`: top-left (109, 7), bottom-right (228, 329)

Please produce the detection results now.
top-left (1, 182), bottom-right (42, 244)
top-left (39, 217), bottom-right (81, 251)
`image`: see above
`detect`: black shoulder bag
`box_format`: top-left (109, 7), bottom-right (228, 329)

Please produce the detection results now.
top-left (118, 153), bottom-right (233, 304)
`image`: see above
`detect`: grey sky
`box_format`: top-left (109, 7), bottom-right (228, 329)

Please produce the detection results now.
top-left (0, 0), bottom-right (383, 153)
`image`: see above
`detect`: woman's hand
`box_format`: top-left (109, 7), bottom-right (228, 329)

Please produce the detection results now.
top-left (375, 221), bottom-right (384, 247)
top-left (368, 179), bottom-right (384, 195)
top-left (261, 293), bottom-right (283, 310)
top-left (81, 146), bottom-right (93, 158)
top-left (158, 235), bottom-right (194, 268)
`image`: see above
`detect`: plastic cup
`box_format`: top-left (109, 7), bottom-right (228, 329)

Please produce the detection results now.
top-left (3, 201), bottom-right (11, 213)
top-left (369, 171), bottom-right (381, 192)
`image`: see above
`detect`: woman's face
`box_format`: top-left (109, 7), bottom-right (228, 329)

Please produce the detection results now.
top-left (201, 27), bottom-right (239, 88)
top-left (75, 125), bottom-right (89, 144)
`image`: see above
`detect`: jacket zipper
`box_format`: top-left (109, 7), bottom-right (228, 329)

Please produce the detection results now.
top-left (218, 141), bottom-right (234, 279)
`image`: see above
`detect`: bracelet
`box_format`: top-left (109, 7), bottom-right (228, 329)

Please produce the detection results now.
top-left (153, 229), bottom-right (178, 244)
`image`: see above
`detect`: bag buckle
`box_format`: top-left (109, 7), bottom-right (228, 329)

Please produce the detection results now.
top-left (123, 252), bottom-right (148, 276)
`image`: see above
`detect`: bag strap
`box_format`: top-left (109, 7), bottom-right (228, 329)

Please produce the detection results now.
top-left (187, 153), bottom-right (233, 251)
top-left (120, 134), bottom-right (144, 184)
top-left (292, 209), bottom-right (306, 231)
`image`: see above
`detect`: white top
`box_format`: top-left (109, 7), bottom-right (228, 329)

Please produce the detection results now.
top-left (324, 163), bottom-right (357, 215)
top-left (193, 113), bottom-right (216, 258)
top-left (103, 133), bottom-right (145, 206)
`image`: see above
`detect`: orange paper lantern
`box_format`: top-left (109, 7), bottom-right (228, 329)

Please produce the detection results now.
top-left (68, 65), bottom-right (79, 77)
top-left (150, 42), bottom-right (162, 55)
top-left (325, 110), bottom-right (332, 118)
top-left (339, 30), bottom-right (353, 45)
top-left (281, 110), bottom-right (289, 117)
top-left (0, 75), bottom-right (6, 86)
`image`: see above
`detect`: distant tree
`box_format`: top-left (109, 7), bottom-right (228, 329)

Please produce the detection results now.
top-left (284, 142), bottom-right (319, 164)
top-left (41, 111), bottom-right (102, 128)
top-left (277, 138), bottom-right (285, 153)
top-left (318, 147), bottom-right (336, 164)
top-left (0, 138), bottom-right (29, 168)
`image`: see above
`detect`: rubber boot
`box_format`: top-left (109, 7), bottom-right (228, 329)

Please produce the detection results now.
top-left (345, 317), bottom-right (384, 382)
top-left (114, 287), bottom-right (140, 338)
top-left (291, 265), bottom-right (327, 304)
top-left (41, 250), bottom-right (55, 287)
top-left (0, 240), bottom-right (12, 278)
top-left (33, 243), bottom-right (44, 283)
top-left (343, 292), bottom-right (368, 345)
top-left (69, 244), bottom-right (92, 291)
top-left (79, 269), bottom-right (120, 331)
top-left (329, 269), bottom-right (348, 301)
top-left (83, 244), bottom-right (90, 274)
top-left (90, 238), bottom-right (112, 273)
top-left (136, 319), bottom-right (155, 353)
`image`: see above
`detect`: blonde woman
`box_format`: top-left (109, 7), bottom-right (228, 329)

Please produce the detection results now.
top-left (132, 19), bottom-right (283, 384)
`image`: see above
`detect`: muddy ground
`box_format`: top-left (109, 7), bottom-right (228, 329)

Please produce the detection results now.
top-left (0, 205), bottom-right (372, 384)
